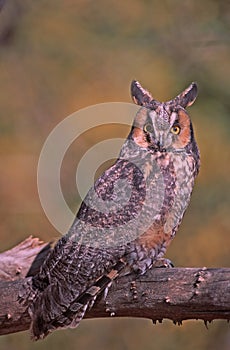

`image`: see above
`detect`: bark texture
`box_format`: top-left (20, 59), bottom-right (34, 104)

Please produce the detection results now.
top-left (0, 237), bottom-right (229, 337)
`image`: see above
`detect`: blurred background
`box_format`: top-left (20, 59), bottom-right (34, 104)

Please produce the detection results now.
top-left (0, 0), bottom-right (229, 349)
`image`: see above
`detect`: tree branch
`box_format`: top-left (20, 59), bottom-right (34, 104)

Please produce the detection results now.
top-left (0, 237), bottom-right (229, 337)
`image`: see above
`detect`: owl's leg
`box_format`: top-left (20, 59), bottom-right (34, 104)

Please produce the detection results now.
top-left (152, 258), bottom-right (174, 268)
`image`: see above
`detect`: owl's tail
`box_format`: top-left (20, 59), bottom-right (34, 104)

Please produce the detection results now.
top-left (66, 259), bottom-right (126, 328)
top-left (28, 259), bottom-right (126, 340)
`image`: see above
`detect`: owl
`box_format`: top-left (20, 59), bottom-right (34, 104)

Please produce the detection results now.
top-left (20, 80), bottom-right (200, 340)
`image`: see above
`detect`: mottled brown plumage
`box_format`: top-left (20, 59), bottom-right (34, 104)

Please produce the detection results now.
top-left (19, 80), bottom-right (200, 340)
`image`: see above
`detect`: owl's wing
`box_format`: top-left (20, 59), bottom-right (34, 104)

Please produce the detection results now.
top-left (75, 157), bottom-right (146, 244)
top-left (25, 158), bottom-right (145, 339)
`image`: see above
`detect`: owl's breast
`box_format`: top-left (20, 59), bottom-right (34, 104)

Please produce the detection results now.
top-left (135, 152), bottom-right (196, 248)
top-left (124, 151), bottom-right (197, 274)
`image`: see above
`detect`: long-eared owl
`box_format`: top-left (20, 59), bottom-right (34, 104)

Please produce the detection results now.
top-left (20, 80), bottom-right (200, 340)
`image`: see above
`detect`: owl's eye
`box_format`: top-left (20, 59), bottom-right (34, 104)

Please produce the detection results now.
top-left (170, 125), bottom-right (181, 135)
top-left (143, 123), bottom-right (153, 133)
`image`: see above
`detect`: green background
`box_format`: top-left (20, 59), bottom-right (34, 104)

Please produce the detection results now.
top-left (0, 1), bottom-right (229, 349)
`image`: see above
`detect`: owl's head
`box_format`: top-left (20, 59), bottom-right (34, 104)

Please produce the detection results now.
top-left (130, 80), bottom-right (198, 153)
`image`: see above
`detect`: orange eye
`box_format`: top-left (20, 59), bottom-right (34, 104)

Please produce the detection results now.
top-left (171, 125), bottom-right (181, 135)
top-left (143, 123), bottom-right (153, 133)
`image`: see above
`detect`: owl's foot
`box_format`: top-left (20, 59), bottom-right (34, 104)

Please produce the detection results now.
top-left (152, 258), bottom-right (174, 268)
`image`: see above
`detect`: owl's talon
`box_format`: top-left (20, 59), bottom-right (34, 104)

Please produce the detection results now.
top-left (153, 258), bottom-right (174, 268)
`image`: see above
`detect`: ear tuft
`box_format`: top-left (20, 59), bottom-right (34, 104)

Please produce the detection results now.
top-left (131, 80), bottom-right (153, 106)
top-left (171, 82), bottom-right (198, 109)
top-left (182, 82), bottom-right (198, 107)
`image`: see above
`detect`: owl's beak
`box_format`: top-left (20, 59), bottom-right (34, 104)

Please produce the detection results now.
top-left (156, 141), bottom-right (166, 153)
top-left (148, 139), bottom-right (166, 153)
top-left (156, 133), bottom-right (167, 152)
